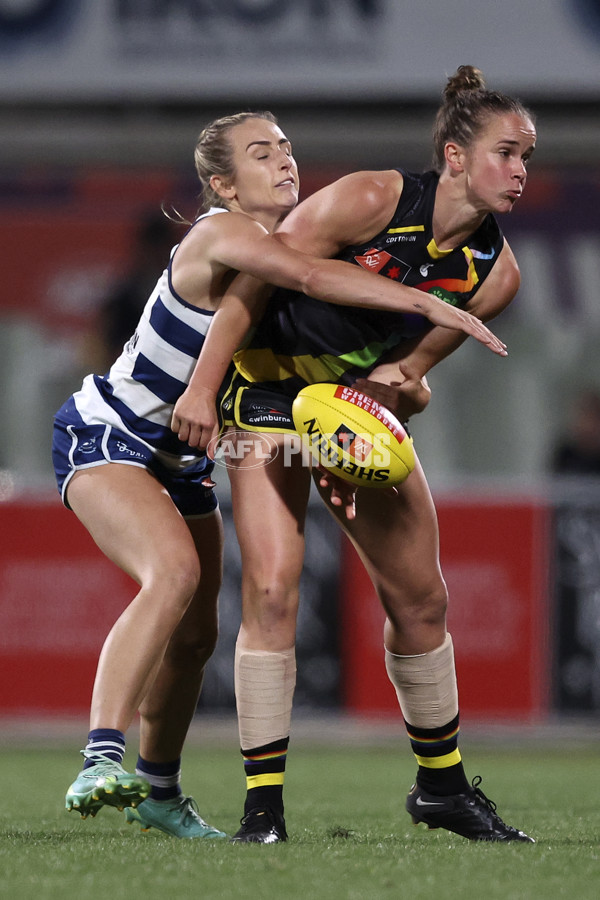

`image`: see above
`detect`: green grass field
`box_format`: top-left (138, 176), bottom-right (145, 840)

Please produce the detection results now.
top-left (1, 732), bottom-right (598, 900)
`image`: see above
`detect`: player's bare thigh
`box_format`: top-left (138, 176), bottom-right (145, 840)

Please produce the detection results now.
top-left (66, 463), bottom-right (200, 587)
top-left (314, 455), bottom-right (447, 651)
top-left (225, 429), bottom-right (312, 644)
top-left (225, 429), bottom-right (311, 566)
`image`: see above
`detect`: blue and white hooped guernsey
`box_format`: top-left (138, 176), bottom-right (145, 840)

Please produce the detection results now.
top-left (58, 207), bottom-right (227, 472)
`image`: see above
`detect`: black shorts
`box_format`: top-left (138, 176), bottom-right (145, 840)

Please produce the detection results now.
top-left (220, 369), bottom-right (299, 434)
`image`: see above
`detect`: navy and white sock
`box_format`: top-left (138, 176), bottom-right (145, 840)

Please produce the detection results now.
top-left (136, 756), bottom-right (182, 802)
top-left (83, 728), bottom-right (125, 769)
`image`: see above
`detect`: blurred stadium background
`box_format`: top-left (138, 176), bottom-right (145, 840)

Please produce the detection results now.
top-left (1, 0), bottom-right (600, 732)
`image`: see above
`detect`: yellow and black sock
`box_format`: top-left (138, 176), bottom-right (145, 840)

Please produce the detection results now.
top-left (405, 713), bottom-right (469, 795)
top-left (241, 737), bottom-right (289, 815)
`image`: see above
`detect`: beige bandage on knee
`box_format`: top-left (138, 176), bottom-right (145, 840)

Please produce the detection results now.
top-left (384, 633), bottom-right (458, 728)
top-left (235, 645), bottom-right (296, 750)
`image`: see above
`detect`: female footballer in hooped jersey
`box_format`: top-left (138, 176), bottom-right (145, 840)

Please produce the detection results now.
top-left (51, 111), bottom-right (504, 839)
top-left (173, 67), bottom-right (537, 844)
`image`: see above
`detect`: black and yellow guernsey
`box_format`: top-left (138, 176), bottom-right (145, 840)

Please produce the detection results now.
top-left (222, 168), bottom-right (505, 433)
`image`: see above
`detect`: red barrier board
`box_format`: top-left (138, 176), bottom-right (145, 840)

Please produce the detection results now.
top-left (0, 496), bottom-right (551, 720)
top-left (0, 499), bottom-right (135, 714)
top-left (339, 498), bottom-right (551, 721)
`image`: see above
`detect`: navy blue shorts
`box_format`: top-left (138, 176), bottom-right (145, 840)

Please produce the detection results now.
top-left (52, 417), bottom-right (218, 518)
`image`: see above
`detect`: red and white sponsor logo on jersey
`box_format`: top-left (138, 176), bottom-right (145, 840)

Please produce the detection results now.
top-left (354, 248), bottom-right (391, 273)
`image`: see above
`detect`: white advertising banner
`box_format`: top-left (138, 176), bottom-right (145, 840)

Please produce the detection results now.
top-left (1, 0), bottom-right (599, 101)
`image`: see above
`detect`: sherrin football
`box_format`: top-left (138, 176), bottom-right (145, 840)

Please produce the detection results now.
top-left (292, 382), bottom-right (415, 488)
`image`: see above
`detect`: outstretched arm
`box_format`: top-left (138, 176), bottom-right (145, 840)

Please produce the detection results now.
top-left (173, 198), bottom-right (507, 349)
top-left (194, 213), bottom-right (508, 351)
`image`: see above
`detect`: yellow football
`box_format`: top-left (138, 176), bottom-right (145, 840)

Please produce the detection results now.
top-left (292, 382), bottom-right (415, 488)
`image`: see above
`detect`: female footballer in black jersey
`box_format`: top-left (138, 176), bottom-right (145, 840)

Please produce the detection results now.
top-left (174, 66), bottom-right (536, 844)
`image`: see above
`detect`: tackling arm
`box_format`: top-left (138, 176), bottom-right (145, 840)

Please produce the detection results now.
top-left (171, 274), bottom-right (270, 450)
